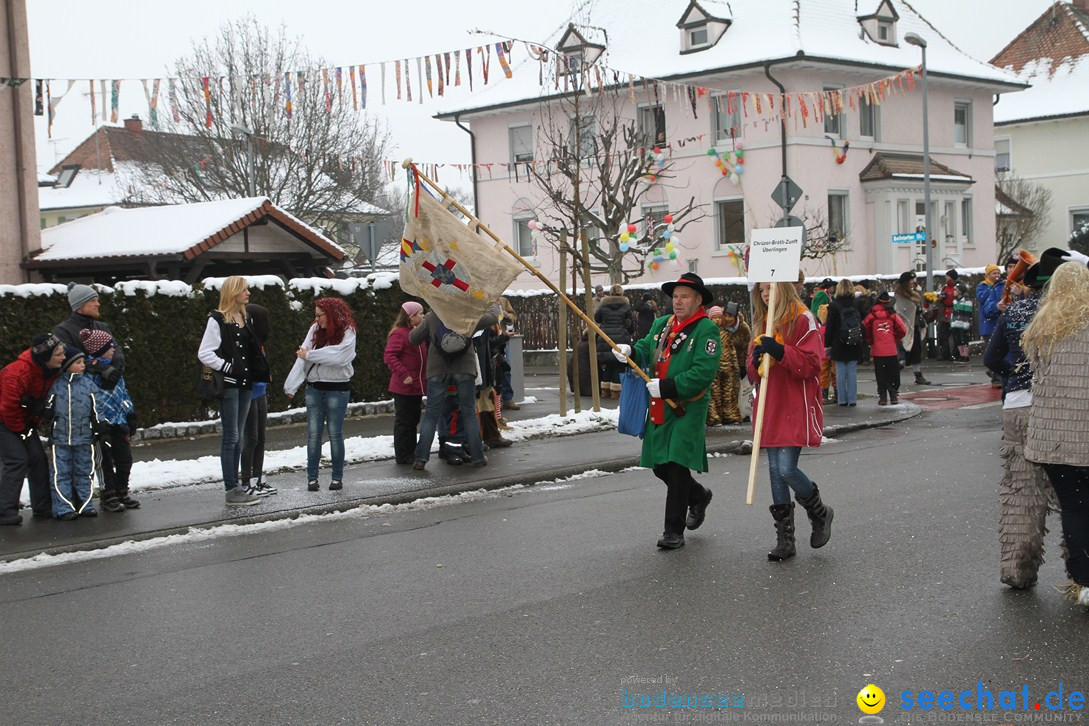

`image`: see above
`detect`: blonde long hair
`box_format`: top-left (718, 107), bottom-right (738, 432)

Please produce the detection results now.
top-left (751, 281), bottom-right (807, 339)
top-left (1022, 262), bottom-right (1089, 362)
top-left (217, 276), bottom-right (249, 321)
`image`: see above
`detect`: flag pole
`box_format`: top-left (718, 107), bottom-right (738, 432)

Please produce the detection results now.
top-left (745, 282), bottom-right (777, 506)
top-left (402, 158), bottom-right (687, 418)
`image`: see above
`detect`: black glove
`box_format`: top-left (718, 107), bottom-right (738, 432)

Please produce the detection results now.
top-left (752, 336), bottom-right (785, 363)
top-left (126, 411), bottom-right (139, 436)
top-left (19, 395), bottom-right (45, 419)
top-left (91, 419), bottom-right (110, 437)
top-left (99, 365), bottom-right (122, 389)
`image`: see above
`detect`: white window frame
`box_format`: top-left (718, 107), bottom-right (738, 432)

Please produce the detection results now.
top-left (859, 94), bottom-right (880, 141)
top-left (877, 22), bottom-right (891, 42)
top-left (823, 85), bottom-right (845, 138)
top-left (569, 113), bottom-right (597, 158)
top-left (713, 197), bottom-right (746, 252)
top-left (827, 191), bottom-right (850, 250)
top-left (641, 203), bottom-right (671, 238)
top-left (509, 124), bottom-right (534, 165)
top-left (1071, 206), bottom-right (1089, 237)
top-left (897, 199), bottom-right (911, 235)
top-left (513, 216), bottom-right (537, 259)
top-left (954, 100), bottom-right (972, 147)
top-left (994, 137), bottom-right (1011, 173)
top-left (687, 25), bottom-right (709, 49)
top-left (637, 103), bottom-right (667, 146)
top-left (961, 197), bottom-right (974, 248)
top-left (710, 92), bottom-right (743, 143)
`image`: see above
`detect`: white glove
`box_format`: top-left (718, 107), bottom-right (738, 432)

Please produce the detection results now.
top-left (646, 378), bottom-right (662, 398)
top-left (612, 344), bottom-right (631, 363)
top-left (1061, 249), bottom-right (1089, 267)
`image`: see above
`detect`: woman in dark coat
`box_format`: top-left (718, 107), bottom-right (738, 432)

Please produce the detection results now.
top-left (634, 292), bottom-right (659, 340)
top-left (594, 284), bottom-right (635, 399)
top-left (823, 279), bottom-right (864, 406)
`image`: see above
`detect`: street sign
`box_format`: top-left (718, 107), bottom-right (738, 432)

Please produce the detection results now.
top-left (772, 176), bottom-right (803, 213)
top-left (351, 220), bottom-right (394, 271)
top-left (747, 226), bottom-right (804, 283)
top-left (892, 232), bottom-right (925, 244)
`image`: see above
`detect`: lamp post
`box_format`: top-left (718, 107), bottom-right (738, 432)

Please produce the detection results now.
top-left (904, 32), bottom-right (933, 293)
top-left (230, 124), bottom-right (256, 197)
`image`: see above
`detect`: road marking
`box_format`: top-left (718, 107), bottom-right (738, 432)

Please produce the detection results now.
top-left (961, 401), bottom-right (1002, 410)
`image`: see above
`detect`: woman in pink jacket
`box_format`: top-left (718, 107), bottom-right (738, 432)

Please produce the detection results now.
top-left (747, 281), bottom-right (833, 562)
top-left (384, 301), bottom-right (428, 465)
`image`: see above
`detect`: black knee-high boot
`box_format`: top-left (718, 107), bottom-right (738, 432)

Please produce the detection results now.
top-left (797, 484), bottom-right (834, 549)
top-left (768, 503), bottom-right (796, 561)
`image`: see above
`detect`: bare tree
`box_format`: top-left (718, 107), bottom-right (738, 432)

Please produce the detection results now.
top-left (1071, 220), bottom-right (1089, 255)
top-left (996, 173), bottom-right (1053, 261)
top-left (525, 65), bottom-right (705, 285)
top-left (125, 17), bottom-right (391, 240)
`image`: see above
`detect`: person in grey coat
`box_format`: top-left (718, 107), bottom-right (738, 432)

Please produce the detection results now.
top-left (54, 282), bottom-right (125, 389)
top-left (409, 305), bottom-right (499, 469)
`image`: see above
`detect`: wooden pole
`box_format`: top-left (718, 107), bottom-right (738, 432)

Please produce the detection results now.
top-left (557, 230), bottom-right (569, 416)
top-left (402, 158), bottom-right (687, 417)
top-left (745, 282), bottom-right (778, 505)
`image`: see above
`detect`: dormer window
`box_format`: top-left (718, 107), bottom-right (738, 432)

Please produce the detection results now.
top-left (676, 1), bottom-right (732, 54)
top-left (556, 24), bottom-right (605, 73)
top-left (55, 164), bottom-right (81, 189)
top-left (857, 0), bottom-right (899, 46)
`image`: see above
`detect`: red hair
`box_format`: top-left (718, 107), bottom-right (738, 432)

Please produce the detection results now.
top-left (312, 297), bottom-right (356, 348)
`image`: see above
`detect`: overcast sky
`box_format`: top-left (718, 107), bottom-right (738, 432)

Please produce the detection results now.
top-left (27, 0), bottom-right (1054, 185)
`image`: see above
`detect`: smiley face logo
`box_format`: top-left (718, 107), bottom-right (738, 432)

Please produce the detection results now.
top-left (856, 684), bottom-right (885, 715)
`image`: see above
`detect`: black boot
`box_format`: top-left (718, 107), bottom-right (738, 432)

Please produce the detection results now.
top-left (914, 371), bottom-right (932, 385)
top-left (797, 484), bottom-right (834, 549)
top-left (768, 503), bottom-right (796, 561)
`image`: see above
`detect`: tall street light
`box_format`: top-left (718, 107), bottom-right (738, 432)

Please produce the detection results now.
top-left (904, 32), bottom-right (933, 293)
top-left (229, 125), bottom-right (254, 197)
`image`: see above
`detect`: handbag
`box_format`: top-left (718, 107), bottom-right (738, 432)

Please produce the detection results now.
top-left (617, 350), bottom-right (649, 438)
top-left (197, 364), bottom-right (225, 400)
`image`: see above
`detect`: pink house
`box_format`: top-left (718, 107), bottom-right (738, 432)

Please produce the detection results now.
top-left (439, 0), bottom-right (1025, 289)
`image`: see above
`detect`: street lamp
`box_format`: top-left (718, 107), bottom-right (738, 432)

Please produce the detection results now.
top-left (904, 32), bottom-right (933, 293)
top-left (228, 125), bottom-right (255, 197)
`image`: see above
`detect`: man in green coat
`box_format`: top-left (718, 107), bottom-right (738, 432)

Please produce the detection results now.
top-left (613, 273), bottom-right (721, 549)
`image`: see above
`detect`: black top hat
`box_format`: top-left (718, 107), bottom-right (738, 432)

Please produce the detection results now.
top-left (1023, 247), bottom-right (1068, 288)
top-left (818, 277), bottom-right (835, 289)
top-left (661, 273), bottom-right (714, 306)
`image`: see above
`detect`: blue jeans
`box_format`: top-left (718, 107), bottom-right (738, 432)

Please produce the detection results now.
top-left (220, 387), bottom-right (252, 491)
top-left (766, 446), bottom-right (815, 505)
top-left (835, 359), bottom-right (858, 405)
top-left (305, 387), bottom-right (350, 481)
top-left (415, 374), bottom-right (484, 463)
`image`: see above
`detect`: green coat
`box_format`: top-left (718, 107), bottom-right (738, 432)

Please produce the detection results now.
top-left (632, 315), bottom-right (722, 472)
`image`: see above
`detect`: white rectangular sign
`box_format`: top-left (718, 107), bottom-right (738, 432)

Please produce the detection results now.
top-left (746, 227), bottom-right (804, 283)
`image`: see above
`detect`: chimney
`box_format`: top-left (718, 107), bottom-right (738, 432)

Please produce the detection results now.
top-left (123, 114), bottom-right (143, 134)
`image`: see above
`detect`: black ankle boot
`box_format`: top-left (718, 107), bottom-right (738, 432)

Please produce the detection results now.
top-left (914, 372), bottom-right (932, 385)
top-left (797, 484), bottom-right (834, 549)
top-left (768, 503), bottom-right (796, 561)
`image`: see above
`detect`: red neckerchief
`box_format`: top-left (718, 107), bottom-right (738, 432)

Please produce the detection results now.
top-left (650, 308), bottom-right (707, 424)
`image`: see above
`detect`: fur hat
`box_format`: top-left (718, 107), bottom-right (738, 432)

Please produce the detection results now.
top-left (985, 264), bottom-right (1000, 276)
top-left (706, 305), bottom-right (724, 318)
top-left (66, 281), bottom-right (98, 312)
top-left (946, 269), bottom-right (959, 281)
top-left (60, 345), bottom-right (85, 372)
top-left (898, 271), bottom-right (915, 285)
top-left (79, 328), bottom-right (115, 358)
top-left (30, 333), bottom-right (61, 368)
top-left (661, 273), bottom-right (714, 306)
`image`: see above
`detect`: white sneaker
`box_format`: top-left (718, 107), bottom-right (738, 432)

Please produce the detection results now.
top-left (254, 481), bottom-right (277, 496)
top-left (225, 487), bottom-right (261, 506)
top-left (1077, 586), bottom-right (1089, 608)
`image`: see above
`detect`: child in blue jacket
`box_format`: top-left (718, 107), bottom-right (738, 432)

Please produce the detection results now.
top-left (80, 329), bottom-right (139, 512)
top-left (46, 347), bottom-right (103, 519)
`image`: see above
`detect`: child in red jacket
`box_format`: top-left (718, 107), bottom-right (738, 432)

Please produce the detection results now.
top-left (863, 291), bottom-right (908, 405)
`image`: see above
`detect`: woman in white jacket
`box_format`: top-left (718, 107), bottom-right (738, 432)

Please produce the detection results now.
top-left (284, 297), bottom-right (357, 491)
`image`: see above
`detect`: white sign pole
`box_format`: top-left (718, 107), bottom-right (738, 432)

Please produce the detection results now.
top-left (744, 227), bottom-right (804, 506)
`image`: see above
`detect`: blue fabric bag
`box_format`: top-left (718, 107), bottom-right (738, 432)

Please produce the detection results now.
top-left (617, 350), bottom-right (649, 438)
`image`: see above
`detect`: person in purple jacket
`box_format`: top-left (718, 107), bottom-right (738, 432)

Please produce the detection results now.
top-left (384, 301), bottom-right (428, 465)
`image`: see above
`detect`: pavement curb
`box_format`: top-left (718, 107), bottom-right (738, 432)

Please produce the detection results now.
top-left (2, 403), bottom-right (923, 563)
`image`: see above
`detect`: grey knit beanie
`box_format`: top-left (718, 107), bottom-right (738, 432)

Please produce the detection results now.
top-left (66, 281), bottom-right (98, 312)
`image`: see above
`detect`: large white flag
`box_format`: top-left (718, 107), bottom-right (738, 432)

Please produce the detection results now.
top-left (399, 186), bottom-right (523, 335)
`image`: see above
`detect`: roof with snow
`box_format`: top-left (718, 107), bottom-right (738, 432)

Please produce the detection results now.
top-left (38, 165), bottom-right (135, 211)
top-left (34, 196), bottom-right (344, 263)
top-left (859, 153), bottom-right (973, 183)
top-left (991, 1), bottom-right (1089, 124)
top-left (438, 0), bottom-right (1025, 118)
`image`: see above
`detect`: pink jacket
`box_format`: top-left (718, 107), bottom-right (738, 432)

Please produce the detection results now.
top-left (747, 310), bottom-right (824, 448)
top-left (863, 305), bottom-right (907, 358)
top-left (383, 326), bottom-right (427, 396)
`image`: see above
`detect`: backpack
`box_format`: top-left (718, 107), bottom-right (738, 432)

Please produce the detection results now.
top-left (432, 319), bottom-right (472, 362)
top-left (837, 304), bottom-right (863, 347)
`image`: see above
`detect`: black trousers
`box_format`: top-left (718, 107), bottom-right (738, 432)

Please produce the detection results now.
top-left (1041, 464), bottom-right (1089, 586)
top-left (937, 320), bottom-right (952, 360)
top-left (393, 393), bottom-right (422, 464)
top-left (873, 355), bottom-right (900, 396)
top-left (241, 395), bottom-right (268, 484)
top-left (652, 461), bottom-right (707, 536)
top-left (99, 424), bottom-right (133, 499)
top-left (0, 426), bottom-right (51, 517)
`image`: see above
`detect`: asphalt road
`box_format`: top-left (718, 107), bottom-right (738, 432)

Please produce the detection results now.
top-left (2, 403), bottom-right (1085, 725)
